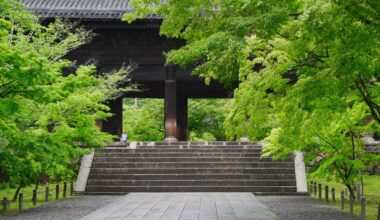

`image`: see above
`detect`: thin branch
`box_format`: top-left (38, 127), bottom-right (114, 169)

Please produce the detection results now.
top-left (333, 161), bottom-right (346, 181)
top-left (8, 18), bottom-right (14, 46)
top-left (350, 131), bottom-right (356, 160)
top-left (0, 89), bottom-right (29, 98)
top-left (0, 80), bottom-right (16, 88)
top-left (315, 132), bottom-right (341, 155)
top-left (354, 76), bottom-right (380, 123)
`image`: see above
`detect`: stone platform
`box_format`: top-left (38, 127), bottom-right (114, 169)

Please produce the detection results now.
top-left (81, 193), bottom-right (280, 220)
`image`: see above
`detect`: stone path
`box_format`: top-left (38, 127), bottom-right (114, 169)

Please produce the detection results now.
top-left (4, 194), bottom-right (359, 220)
top-left (81, 193), bottom-right (280, 220)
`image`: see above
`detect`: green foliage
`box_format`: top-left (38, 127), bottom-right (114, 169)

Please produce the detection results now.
top-left (123, 99), bottom-right (164, 141)
top-left (188, 99), bottom-right (226, 141)
top-left (0, 0), bottom-right (130, 189)
top-left (123, 98), bottom-right (226, 141)
top-left (124, 0), bottom-right (380, 194)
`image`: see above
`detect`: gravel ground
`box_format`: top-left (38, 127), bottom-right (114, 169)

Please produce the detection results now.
top-left (4, 195), bottom-right (121, 220)
top-left (258, 196), bottom-right (359, 220)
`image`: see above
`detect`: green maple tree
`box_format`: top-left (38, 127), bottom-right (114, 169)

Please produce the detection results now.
top-left (0, 0), bottom-right (131, 199)
top-left (124, 0), bottom-right (380, 196)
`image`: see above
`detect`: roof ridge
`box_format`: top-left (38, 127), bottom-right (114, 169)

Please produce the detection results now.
top-left (18, 0), bottom-right (160, 19)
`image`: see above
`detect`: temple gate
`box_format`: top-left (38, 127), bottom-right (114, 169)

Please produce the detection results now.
top-left (22, 1), bottom-right (233, 141)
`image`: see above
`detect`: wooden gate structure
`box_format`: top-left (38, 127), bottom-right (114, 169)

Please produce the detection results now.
top-left (21, 0), bottom-right (234, 141)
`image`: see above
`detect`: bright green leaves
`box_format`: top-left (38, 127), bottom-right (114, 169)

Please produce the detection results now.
top-left (124, 0), bottom-right (380, 189)
top-left (34, 19), bottom-right (92, 61)
top-left (123, 0), bottom-right (161, 23)
top-left (123, 99), bottom-right (165, 141)
top-left (166, 32), bottom-right (244, 85)
top-left (124, 0), bottom-right (296, 85)
top-left (188, 99), bottom-right (226, 141)
top-left (0, 0), bottom-right (130, 187)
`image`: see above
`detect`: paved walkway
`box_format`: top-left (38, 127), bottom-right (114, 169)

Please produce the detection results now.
top-left (81, 193), bottom-right (279, 220)
top-left (5, 194), bottom-right (359, 220)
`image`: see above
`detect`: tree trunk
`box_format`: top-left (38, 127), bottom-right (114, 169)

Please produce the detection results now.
top-left (360, 172), bottom-right (364, 195)
top-left (12, 185), bottom-right (22, 202)
top-left (31, 174), bottom-right (41, 201)
top-left (346, 184), bottom-right (356, 200)
top-left (34, 177), bottom-right (40, 191)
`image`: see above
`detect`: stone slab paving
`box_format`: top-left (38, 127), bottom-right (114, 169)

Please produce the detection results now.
top-left (81, 193), bottom-right (280, 220)
top-left (3, 194), bottom-right (360, 220)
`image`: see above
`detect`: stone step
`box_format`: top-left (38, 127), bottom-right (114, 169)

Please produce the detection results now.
top-left (89, 167), bottom-right (295, 175)
top-left (85, 185), bottom-right (297, 193)
top-left (90, 162), bottom-right (294, 169)
top-left (110, 141), bottom-right (256, 147)
top-left (84, 191), bottom-right (306, 196)
top-left (151, 141), bottom-right (252, 145)
top-left (86, 179), bottom-right (296, 187)
top-left (88, 173), bottom-right (296, 180)
top-left (94, 152), bottom-right (264, 157)
top-left (95, 148), bottom-right (263, 153)
top-left (92, 157), bottom-right (292, 163)
top-left (85, 142), bottom-right (297, 195)
top-left (113, 145), bottom-right (263, 149)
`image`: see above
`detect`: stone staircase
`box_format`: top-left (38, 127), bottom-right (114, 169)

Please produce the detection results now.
top-left (85, 142), bottom-right (298, 195)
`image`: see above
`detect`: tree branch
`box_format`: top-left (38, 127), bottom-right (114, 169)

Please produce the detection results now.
top-left (354, 76), bottom-right (380, 124)
top-left (0, 80), bottom-right (16, 88)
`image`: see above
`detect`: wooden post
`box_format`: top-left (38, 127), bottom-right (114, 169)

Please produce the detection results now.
top-left (340, 191), bottom-right (345, 210)
top-left (2, 197), bottom-right (8, 216)
top-left (19, 193), bottom-right (23, 212)
top-left (310, 181), bottom-right (313, 194)
top-left (332, 188), bottom-right (335, 203)
top-left (318, 184), bottom-right (322, 199)
top-left (377, 204), bottom-right (380, 220)
top-left (164, 66), bottom-right (178, 141)
top-left (63, 182), bottom-right (67, 198)
top-left (70, 181), bottom-right (74, 196)
top-left (350, 194), bottom-right (354, 214)
top-left (55, 184), bottom-right (59, 200)
top-left (32, 190), bottom-right (37, 206)
top-left (45, 187), bottom-right (49, 202)
top-left (361, 198), bottom-right (366, 220)
top-left (314, 182), bottom-right (317, 196)
top-left (357, 184), bottom-right (361, 202)
top-left (325, 185), bottom-right (329, 202)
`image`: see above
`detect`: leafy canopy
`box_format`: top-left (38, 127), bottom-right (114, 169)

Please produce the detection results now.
top-left (0, 0), bottom-right (130, 188)
top-left (124, 0), bottom-right (380, 193)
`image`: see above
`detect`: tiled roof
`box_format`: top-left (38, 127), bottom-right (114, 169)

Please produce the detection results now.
top-left (19, 0), bottom-right (158, 19)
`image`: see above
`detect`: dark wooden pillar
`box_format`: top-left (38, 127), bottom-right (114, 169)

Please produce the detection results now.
top-left (164, 66), bottom-right (177, 141)
top-left (101, 97), bottom-right (123, 139)
top-left (177, 95), bottom-right (188, 141)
